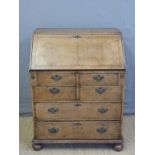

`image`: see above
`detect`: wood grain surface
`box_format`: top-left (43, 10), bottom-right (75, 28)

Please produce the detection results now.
top-left (34, 102), bottom-right (121, 120)
top-left (29, 29), bottom-right (125, 149)
top-left (30, 29), bottom-right (124, 70)
top-left (34, 121), bottom-right (121, 140)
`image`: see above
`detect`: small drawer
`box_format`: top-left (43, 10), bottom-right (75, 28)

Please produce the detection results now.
top-left (37, 71), bottom-right (76, 86)
top-left (79, 72), bottom-right (118, 86)
top-left (35, 121), bottom-right (121, 140)
top-left (80, 86), bottom-right (122, 102)
top-left (35, 102), bottom-right (121, 120)
top-left (33, 86), bottom-right (76, 101)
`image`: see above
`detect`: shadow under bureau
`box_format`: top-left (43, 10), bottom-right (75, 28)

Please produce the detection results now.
top-left (29, 28), bottom-right (125, 151)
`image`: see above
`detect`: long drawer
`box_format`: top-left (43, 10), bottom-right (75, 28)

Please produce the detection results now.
top-left (80, 86), bottom-right (122, 102)
top-left (34, 102), bottom-right (121, 120)
top-left (35, 121), bottom-right (121, 140)
top-left (33, 86), bottom-right (76, 101)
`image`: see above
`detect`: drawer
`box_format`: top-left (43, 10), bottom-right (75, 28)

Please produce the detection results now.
top-left (37, 71), bottom-right (76, 86)
top-left (80, 86), bottom-right (122, 102)
top-left (33, 86), bottom-right (76, 101)
top-left (35, 102), bottom-right (121, 120)
top-left (35, 121), bottom-right (121, 140)
top-left (79, 72), bottom-right (118, 86)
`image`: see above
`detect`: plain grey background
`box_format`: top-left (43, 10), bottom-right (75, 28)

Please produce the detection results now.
top-left (19, 0), bottom-right (135, 114)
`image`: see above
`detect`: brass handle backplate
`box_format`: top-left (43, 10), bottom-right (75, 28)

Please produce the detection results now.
top-left (73, 35), bottom-right (81, 39)
top-left (48, 107), bottom-right (59, 113)
top-left (93, 74), bottom-right (104, 82)
top-left (48, 128), bottom-right (59, 133)
top-left (73, 122), bottom-right (82, 126)
top-left (31, 75), bottom-right (35, 79)
top-left (96, 128), bottom-right (107, 133)
top-left (96, 87), bottom-right (106, 94)
top-left (49, 87), bottom-right (60, 94)
top-left (51, 74), bottom-right (62, 81)
top-left (74, 103), bottom-right (81, 107)
top-left (97, 108), bottom-right (108, 113)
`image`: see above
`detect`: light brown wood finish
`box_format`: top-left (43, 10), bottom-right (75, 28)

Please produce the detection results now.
top-left (35, 121), bottom-right (121, 140)
top-left (37, 71), bottom-right (76, 86)
top-left (119, 71), bottom-right (125, 86)
top-left (77, 36), bottom-right (123, 67)
top-left (33, 28), bottom-right (122, 36)
top-left (35, 102), bottom-right (121, 120)
top-left (33, 85), bottom-right (122, 102)
top-left (80, 86), bottom-right (122, 102)
top-left (79, 72), bottom-right (118, 86)
top-left (30, 28), bottom-right (125, 151)
top-left (33, 86), bottom-right (76, 101)
top-left (30, 29), bottom-right (124, 70)
top-left (30, 71), bottom-right (37, 86)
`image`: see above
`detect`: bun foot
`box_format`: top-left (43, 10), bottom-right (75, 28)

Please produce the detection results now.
top-left (32, 143), bottom-right (43, 151)
top-left (113, 143), bottom-right (123, 151)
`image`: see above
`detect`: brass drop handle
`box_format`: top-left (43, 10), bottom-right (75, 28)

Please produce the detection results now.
top-left (49, 87), bottom-right (60, 94)
top-left (97, 108), bottom-right (108, 113)
top-left (96, 128), bottom-right (107, 133)
top-left (93, 74), bottom-right (104, 82)
top-left (48, 128), bottom-right (59, 133)
top-left (73, 122), bottom-right (82, 126)
top-left (73, 35), bottom-right (81, 38)
top-left (96, 87), bottom-right (106, 94)
top-left (31, 75), bottom-right (35, 79)
top-left (48, 107), bottom-right (59, 113)
top-left (51, 74), bottom-right (62, 81)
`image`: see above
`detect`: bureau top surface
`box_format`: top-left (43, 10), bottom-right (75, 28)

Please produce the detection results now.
top-left (30, 28), bottom-right (125, 70)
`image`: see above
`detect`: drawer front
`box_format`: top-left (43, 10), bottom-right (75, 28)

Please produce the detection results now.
top-left (33, 86), bottom-right (76, 101)
top-left (35, 121), bottom-right (121, 140)
top-left (79, 73), bottom-right (118, 85)
top-left (37, 71), bottom-right (76, 86)
top-left (35, 102), bottom-right (121, 120)
top-left (80, 86), bottom-right (122, 102)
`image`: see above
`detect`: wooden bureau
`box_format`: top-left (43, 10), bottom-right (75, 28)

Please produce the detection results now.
top-left (29, 28), bottom-right (125, 151)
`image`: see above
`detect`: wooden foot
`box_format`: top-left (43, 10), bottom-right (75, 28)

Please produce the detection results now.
top-left (32, 143), bottom-right (43, 151)
top-left (112, 143), bottom-right (123, 151)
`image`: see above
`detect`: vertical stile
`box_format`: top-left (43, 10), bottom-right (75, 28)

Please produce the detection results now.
top-left (76, 72), bottom-right (79, 101)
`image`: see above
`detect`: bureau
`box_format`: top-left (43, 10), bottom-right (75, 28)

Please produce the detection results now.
top-left (29, 28), bottom-right (125, 151)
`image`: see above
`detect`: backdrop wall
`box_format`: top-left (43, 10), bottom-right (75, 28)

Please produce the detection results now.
top-left (19, 0), bottom-right (135, 114)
